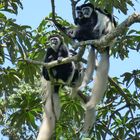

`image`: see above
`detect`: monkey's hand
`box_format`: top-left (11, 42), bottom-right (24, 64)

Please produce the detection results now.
top-left (66, 28), bottom-right (76, 38)
top-left (57, 57), bottom-right (63, 63)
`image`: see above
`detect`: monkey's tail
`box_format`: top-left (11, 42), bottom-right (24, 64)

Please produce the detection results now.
top-left (83, 50), bottom-right (109, 132)
top-left (82, 107), bottom-right (96, 133)
top-left (87, 50), bottom-right (109, 109)
top-left (78, 47), bottom-right (96, 90)
top-left (37, 78), bottom-right (61, 140)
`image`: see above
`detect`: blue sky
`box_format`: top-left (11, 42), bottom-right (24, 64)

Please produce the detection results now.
top-left (1, 0), bottom-right (140, 139)
top-left (5, 0), bottom-right (140, 78)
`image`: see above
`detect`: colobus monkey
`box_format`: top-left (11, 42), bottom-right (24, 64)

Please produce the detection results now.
top-left (69, 3), bottom-right (116, 132)
top-left (37, 34), bottom-right (83, 140)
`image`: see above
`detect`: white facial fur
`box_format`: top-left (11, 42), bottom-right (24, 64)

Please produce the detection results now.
top-left (82, 6), bottom-right (93, 18)
top-left (76, 9), bottom-right (83, 19)
top-left (49, 37), bottom-right (61, 52)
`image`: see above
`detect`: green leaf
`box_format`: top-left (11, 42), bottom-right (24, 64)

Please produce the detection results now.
top-left (135, 78), bottom-right (140, 88)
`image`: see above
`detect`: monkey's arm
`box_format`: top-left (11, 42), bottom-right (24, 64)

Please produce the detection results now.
top-left (57, 45), bottom-right (69, 62)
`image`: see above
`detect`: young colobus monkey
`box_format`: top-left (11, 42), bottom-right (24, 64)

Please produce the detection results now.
top-left (37, 34), bottom-right (83, 140)
top-left (69, 3), bottom-right (116, 132)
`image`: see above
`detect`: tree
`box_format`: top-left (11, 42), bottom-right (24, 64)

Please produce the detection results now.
top-left (0, 0), bottom-right (140, 139)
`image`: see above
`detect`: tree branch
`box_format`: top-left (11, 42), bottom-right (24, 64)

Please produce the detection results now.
top-left (51, 0), bottom-right (55, 21)
top-left (98, 121), bottom-right (121, 140)
top-left (20, 13), bottom-right (140, 70)
top-left (50, 0), bottom-right (70, 37)
top-left (73, 13), bottom-right (140, 50)
top-left (70, 0), bottom-right (80, 22)
top-left (77, 90), bottom-right (90, 103)
top-left (20, 55), bottom-right (77, 69)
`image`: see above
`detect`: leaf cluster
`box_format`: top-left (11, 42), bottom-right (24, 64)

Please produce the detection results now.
top-left (0, 0), bottom-right (140, 139)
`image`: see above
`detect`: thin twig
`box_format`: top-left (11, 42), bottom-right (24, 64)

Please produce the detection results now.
top-left (108, 77), bottom-right (130, 105)
top-left (128, 106), bottom-right (138, 136)
top-left (110, 104), bottom-right (128, 118)
top-left (98, 121), bottom-right (121, 140)
top-left (77, 90), bottom-right (90, 103)
top-left (104, 105), bottom-right (127, 139)
top-left (51, 0), bottom-right (55, 21)
top-left (70, 0), bottom-right (77, 21)
top-left (50, 0), bottom-right (70, 37)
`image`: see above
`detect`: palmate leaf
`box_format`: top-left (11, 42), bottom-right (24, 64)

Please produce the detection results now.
top-left (89, 0), bottom-right (135, 14)
top-left (135, 78), bottom-right (140, 88)
top-left (0, 0), bottom-right (140, 139)
top-left (1, 17), bottom-right (32, 64)
top-left (26, 112), bottom-right (38, 129)
top-left (7, 83), bottom-right (42, 130)
top-left (0, 68), bottom-right (21, 93)
top-left (121, 70), bottom-right (140, 87)
top-left (0, 0), bottom-right (23, 14)
top-left (17, 61), bottom-right (40, 83)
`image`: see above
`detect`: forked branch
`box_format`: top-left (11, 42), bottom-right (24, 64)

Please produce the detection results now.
top-left (23, 13), bottom-right (140, 69)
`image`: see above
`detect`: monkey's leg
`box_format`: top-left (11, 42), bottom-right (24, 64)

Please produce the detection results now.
top-left (83, 50), bottom-right (109, 132)
top-left (78, 47), bottom-right (95, 90)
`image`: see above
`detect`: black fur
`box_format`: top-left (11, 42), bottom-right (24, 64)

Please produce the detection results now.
top-left (74, 4), bottom-right (97, 41)
top-left (74, 3), bottom-right (116, 41)
top-left (42, 34), bottom-right (82, 93)
top-left (42, 44), bottom-right (73, 83)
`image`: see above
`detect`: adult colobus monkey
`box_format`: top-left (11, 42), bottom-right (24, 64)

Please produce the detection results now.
top-left (68, 3), bottom-right (116, 132)
top-left (37, 34), bottom-right (83, 140)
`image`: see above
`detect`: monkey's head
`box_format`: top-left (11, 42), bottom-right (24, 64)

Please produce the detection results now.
top-left (76, 6), bottom-right (83, 19)
top-left (48, 34), bottom-right (63, 52)
top-left (81, 3), bottom-right (94, 18)
top-left (76, 3), bottom-right (94, 19)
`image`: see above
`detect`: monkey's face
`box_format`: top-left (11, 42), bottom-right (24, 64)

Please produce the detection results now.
top-left (76, 6), bottom-right (93, 20)
top-left (76, 9), bottom-right (83, 19)
top-left (49, 37), bottom-right (61, 52)
top-left (81, 6), bottom-right (93, 18)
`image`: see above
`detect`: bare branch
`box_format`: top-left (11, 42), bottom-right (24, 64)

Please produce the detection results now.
top-left (77, 90), bottom-right (90, 103)
top-left (20, 55), bottom-right (76, 69)
top-left (76, 44), bottom-right (86, 61)
top-left (70, 0), bottom-right (77, 21)
top-left (20, 42), bottom-right (87, 69)
top-left (50, 0), bottom-right (70, 38)
top-left (51, 0), bottom-right (55, 21)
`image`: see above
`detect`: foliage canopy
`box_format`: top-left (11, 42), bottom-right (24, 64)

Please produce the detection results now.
top-left (0, 0), bottom-right (140, 139)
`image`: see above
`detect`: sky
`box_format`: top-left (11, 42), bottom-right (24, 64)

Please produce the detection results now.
top-left (5, 0), bottom-right (140, 78)
top-left (1, 0), bottom-right (140, 139)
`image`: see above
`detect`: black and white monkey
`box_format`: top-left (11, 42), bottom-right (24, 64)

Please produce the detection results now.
top-left (37, 3), bottom-right (116, 138)
top-left (68, 3), bottom-right (116, 132)
top-left (37, 34), bottom-right (83, 140)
